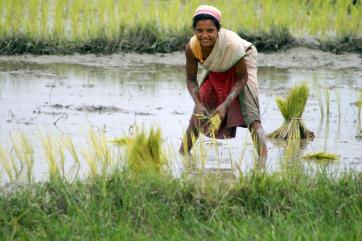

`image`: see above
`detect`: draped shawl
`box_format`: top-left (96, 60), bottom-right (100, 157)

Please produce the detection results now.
top-left (190, 28), bottom-right (252, 86)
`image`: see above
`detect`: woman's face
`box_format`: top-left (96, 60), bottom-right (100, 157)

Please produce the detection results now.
top-left (194, 19), bottom-right (218, 48)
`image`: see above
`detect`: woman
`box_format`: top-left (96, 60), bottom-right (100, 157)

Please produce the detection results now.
top-left (179, 5), bottom-right (267, 158)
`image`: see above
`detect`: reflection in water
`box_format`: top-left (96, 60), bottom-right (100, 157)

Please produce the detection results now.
top-left (0, 60), bottom-right (361, 181)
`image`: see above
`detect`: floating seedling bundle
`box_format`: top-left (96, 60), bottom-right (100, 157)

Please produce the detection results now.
top-left (267, 83), bottom-right (314, 140)
top-left (302, 151), bottom-right (339, 163)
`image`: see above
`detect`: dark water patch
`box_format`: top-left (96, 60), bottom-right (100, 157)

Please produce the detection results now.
top-left (74, 105), bottom-right (128, 113)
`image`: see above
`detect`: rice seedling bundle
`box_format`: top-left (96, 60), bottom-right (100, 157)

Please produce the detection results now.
top-left (302, 151), bottom-right (339, 162)
top-left (267, 83), bottom-right (314, 140)
top-left (193, 113), bottom-right (222, 138)
top-left (113, 127), bottom-right (166, 174)
top-left (207, 114), bottom-right (221, 138)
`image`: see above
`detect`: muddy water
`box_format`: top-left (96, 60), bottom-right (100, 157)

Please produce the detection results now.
top-left (0, 50), bottom-right (361, 180)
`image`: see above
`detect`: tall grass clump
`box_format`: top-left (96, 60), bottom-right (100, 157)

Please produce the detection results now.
top-left (11, 132), bottom-right (34, 183)
top-left (40, 133), bottom-right (64, 180)
top-left (267, 83), bottom-right (314, 140)
top-left (113, 126), bottom-right (167, 175)
top-left (80, 129), bottom-right (118, 179)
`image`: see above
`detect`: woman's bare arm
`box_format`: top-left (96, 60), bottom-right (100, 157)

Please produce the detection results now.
top-left (223, 57), bottom-right (248, 107)
top-left (213, 57), bottom-right (248, 119)
top-left (185, 42), bottom-right (201, 106)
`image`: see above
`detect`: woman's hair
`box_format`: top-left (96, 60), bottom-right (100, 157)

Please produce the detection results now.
top-left (192, 14), bottom-right (221, 30)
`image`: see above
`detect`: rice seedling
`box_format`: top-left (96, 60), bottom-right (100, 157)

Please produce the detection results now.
top-left (193, 113), bottom-right (222, 138)
top-left (312, 75), bottom-right (324, 119)
top-left (89, 129), bottom-right (112, 177)
top-left (39, 132), bottom-right (69, 179)
top-left (0, 0), bottom-right (361, 54)
top-left (25, 0), bottom-right (39, 37)
top-left (63, 134), bottom-right (80, 167)
top-left (40, 133), bottom-right (59, 179)
top-left (281, 139), bottom-right (302, 171)
top-left (113, 126), bottom-right (166, 175)
top-left (356, 91), bottom-right (362, 122)
top-left (324, 86), bottom-right (331, 115)
top-left (0, 144), bottom-right (14, 182)
top-left (336, 89), bottom-right (341, 119)
top-left (53, 0), bottom-right (66, 39)
top-left (39, 0), bottom-right (49, 38)
top-left (11, 132), bottom-right (34, 183)
top-left (207, 114), bottom-right (222, 138)
top-left (267, 83), bottom-right (315, 140)
top-left (81, 147), bottom-right (97, 178)
top-left (302, 151), bottom-right (340, 163)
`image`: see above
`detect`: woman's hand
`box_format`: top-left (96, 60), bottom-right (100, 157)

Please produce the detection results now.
top-left (212, 103), bottom-right (227, 120)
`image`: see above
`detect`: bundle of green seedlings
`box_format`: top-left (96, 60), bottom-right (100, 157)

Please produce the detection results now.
top-left (112, 126), bottom-right (166, 174)
top-left (194, 113), bottom-right (222, 138)
top-left (267, 83), bottom-right (314, 140)
top-left (302, 151), bottom-right (340, 163)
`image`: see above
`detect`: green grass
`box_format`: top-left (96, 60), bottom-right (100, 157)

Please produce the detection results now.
top-left (0, 128), bottom-right (361, 240)
top-left (0, 169), bottom-right (361, 240)
top-left (0, 0), bottom-right (361, 54)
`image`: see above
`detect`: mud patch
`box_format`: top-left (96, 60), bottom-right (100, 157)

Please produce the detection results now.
top-left (0, 47), bottom-right (360, 70)
top-left (74, 105), bottom-right (127, 113)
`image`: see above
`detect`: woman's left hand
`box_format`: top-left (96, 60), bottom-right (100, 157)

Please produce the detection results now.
top-left (212, 103), bottom-right (228, 120)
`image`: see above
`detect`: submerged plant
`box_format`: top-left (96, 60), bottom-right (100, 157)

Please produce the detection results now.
top-left (302, 151), bottom-right (340, 163)
top-left (324, 86), bottom-right (330, 115)
top-left (267, 83), bottom-right (314, 140)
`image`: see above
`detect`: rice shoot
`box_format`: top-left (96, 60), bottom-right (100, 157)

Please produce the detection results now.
top-left (113, 127), bottom-right (166, 174)
top-left (207, 114), bottom-right (222, 138)
top-left (302, 151), bottom-right (339, 162)
top-left (194, 113), bottom-right (222, 138)
top-left (267, 83), bottom-right (314, 140)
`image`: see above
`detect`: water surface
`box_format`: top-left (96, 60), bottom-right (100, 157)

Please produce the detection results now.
top-left (0, 59), bottom-right (361, 180)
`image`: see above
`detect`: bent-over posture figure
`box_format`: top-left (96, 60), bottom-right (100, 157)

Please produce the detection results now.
top-left (179, 5), bottom-right (267, 158)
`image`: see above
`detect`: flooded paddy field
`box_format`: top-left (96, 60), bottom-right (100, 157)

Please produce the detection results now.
top-left (0, 48), bottom-right (361, 180)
